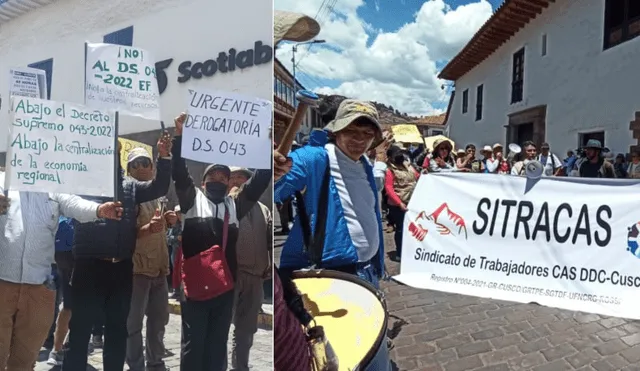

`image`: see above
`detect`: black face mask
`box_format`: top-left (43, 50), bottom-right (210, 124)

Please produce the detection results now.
top-left (205, 182), bottom-right (227, 202)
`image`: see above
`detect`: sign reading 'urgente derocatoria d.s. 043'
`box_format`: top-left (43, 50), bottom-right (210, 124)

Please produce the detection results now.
top-left (154, 41), bottom-right (273, 95)
top-left (395, 172), bottom-right (640, 320)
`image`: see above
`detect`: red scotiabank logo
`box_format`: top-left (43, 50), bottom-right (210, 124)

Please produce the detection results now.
top-left (408, 203), bottom-right (468, 242)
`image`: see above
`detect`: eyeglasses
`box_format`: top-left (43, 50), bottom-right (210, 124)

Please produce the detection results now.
top-left (130, 158), bottom-right (151, 169)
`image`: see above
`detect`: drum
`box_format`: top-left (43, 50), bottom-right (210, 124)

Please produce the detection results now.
top-left (291, 269), bottom-right (391, 371)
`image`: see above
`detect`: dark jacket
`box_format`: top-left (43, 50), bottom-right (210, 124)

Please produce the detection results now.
top-left (171, 136), bottom-right (271, 281)
top-left (73, 156), bottom-right (172, 261)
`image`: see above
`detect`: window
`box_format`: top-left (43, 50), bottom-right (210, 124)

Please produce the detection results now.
top-left (28, 59), bottom-right (53, 100)
top-left (431, 129), bottom-right (444, 136)
top-left (604, 0), bottom-right (640, 49)
top-left (103, 26), bottom-right (134, 46)
top-left (475, 84), bottom-right (483, 121)
top-left (579, 131), bottom-right (606, 148)
top-left (541, 34), bottom-right (547, 56)
top-left (462, 89), bottom-right (469, 114)
top-left (511, 48), bottom-right (525, 104)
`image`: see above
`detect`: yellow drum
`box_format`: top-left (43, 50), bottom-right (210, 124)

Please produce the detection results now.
top-left (292, 269), bottom-right (390, 371)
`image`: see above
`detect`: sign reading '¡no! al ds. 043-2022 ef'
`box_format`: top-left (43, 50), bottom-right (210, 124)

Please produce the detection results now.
top-left (153, 41), bottom-right (273, 95)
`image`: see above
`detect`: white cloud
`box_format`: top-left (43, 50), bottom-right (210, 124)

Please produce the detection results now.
top-left (275, 0), bottom-right (493, 116)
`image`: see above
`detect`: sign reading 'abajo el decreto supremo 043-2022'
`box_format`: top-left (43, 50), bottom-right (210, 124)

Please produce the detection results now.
top-left (5, 97), bottom-right (115, 197)
top-left (395, 172), bottom-right (640, 320)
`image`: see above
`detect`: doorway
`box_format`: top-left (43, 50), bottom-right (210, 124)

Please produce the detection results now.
top-left (506, 105), bottom-right (547, 147)
top-left (515, 123), bottom-right (534, 144)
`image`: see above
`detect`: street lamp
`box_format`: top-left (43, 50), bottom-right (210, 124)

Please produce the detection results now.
top-left (291, 39), bottom-right (325, 106)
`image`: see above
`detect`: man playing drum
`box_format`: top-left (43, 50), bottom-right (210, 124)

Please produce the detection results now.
top-left (273, 99), bottom-right (386, 288)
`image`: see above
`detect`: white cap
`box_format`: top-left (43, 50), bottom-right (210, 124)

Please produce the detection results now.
top-left (482, 145), bottom-right (492, 152)
top-left (127, 148), bottom-right (152, 163)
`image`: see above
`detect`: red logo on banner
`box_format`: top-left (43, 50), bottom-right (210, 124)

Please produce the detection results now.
top-left (409, 203), bottom-right (468, 242)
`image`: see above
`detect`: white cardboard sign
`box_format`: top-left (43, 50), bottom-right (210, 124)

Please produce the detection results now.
top-left (9, 67), bottom-right (47, 99)
top-left (182, 88), bottom-right (272, 169)
top-left (85, 43), bottom-right (161, 120)
top-left (5, 96), bottom-right (115, 197)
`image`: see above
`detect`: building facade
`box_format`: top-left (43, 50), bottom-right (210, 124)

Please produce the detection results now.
top-left (441, 0), bottom-right (640, 155)
top-left (274, 58), bottom-right (323, 144)
top-left (0, 0), bottom-right (273, 206)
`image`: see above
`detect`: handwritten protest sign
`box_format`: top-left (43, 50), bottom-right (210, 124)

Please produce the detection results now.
top-left (118, 138), bottom-right (153, 176)
top-left (85, 43), bottom-right (160, 120)
top-left (182, 88), bottom-right (272, 169)
top-left (5, 97), bottom-right (115, 197)
top-left (9, 67), bottom-right (47, 99)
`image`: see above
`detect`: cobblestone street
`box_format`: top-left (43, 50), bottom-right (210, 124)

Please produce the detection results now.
top-left (274, 211), bottom-right (640, 371)
top-left (35, 313), bottom-right (273, 371)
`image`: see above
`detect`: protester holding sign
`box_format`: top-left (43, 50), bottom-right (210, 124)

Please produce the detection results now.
top-left (125, 148), bottom-right (174, 371)
top-left (0, 173), bottom-right (123, 371)
top-left (170, 113), bottom-right (272, 371)
top-left (63, 133), bottom-right (172, 371)
top-left (273, 99), bottom-right (386, 288)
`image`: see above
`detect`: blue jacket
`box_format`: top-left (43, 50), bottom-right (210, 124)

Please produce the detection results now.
top-left (274, 136), bottom-right (385, 277)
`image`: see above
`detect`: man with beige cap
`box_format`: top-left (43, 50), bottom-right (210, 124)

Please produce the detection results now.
top-left (125, 147), bottom-right (177, 371)
top-left (227, 167), bottom-right (272, 371)
top-left (480, 145), bottom-right (499, 173)
top-left (274, 99), bottom-right (386, 289)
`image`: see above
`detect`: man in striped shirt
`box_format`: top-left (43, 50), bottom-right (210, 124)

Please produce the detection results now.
top-left (0, 173), bottom-right (123, 370)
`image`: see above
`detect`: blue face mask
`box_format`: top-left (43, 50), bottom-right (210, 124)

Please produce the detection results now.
top-left (204, 182), bottom-right (227, 202)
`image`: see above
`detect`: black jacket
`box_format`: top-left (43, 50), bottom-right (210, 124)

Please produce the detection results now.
top-left (172, 136), bottom-right (272, 281)
top-left (73, 156), bottom-right (172, 261)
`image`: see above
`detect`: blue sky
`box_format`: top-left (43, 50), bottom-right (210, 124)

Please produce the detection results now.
top-left (276, 0), bottom-right (498, 116)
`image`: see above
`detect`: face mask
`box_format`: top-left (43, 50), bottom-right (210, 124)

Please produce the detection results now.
top-left (205, 182), bottom-right (227, 202)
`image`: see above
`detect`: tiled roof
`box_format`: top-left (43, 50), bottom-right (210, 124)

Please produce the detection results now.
top-left (412, 113), bottom-right (446, 126)
top-left (439, 0), bottom-right (553, 81)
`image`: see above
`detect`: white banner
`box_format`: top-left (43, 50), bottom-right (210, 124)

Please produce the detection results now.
top-left (395, 173), bottom-right (640, 319)
top-left (5, 97), bottom-right (115, 197)
top-left (85, 43), bottom-right (160, 120)
top-left (9, 67), bottom-right (47, 99)
top-left (182, 88), bottom-right (272, 169)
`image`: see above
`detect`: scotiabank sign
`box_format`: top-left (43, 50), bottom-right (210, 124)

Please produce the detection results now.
top-left (155, 41), bottom-right (273, 94)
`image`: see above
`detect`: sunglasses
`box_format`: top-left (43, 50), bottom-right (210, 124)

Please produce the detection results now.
top-left (130, 158), bottom-right (151, 169)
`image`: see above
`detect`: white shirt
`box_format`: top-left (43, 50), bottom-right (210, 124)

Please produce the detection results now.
top-left (372, 160), bottom-right (387, 192)
top-left (537, 153), bottom-right (562, 176)
top-left (326, 144), bottom-right (379, 263)
top-left (0, 172), bottom-right (101, 285)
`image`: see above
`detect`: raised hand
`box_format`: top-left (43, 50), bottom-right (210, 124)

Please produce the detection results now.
top-left (174, 112), bottom-right (187, 136)
top-left (274, 150), bottom-right (293, 182)
top-left (157, 133), bottom-right (173, 157)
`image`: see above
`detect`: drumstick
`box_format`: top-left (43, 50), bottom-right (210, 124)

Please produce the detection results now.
top-left (277, 90), bottom-right (319, 155)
